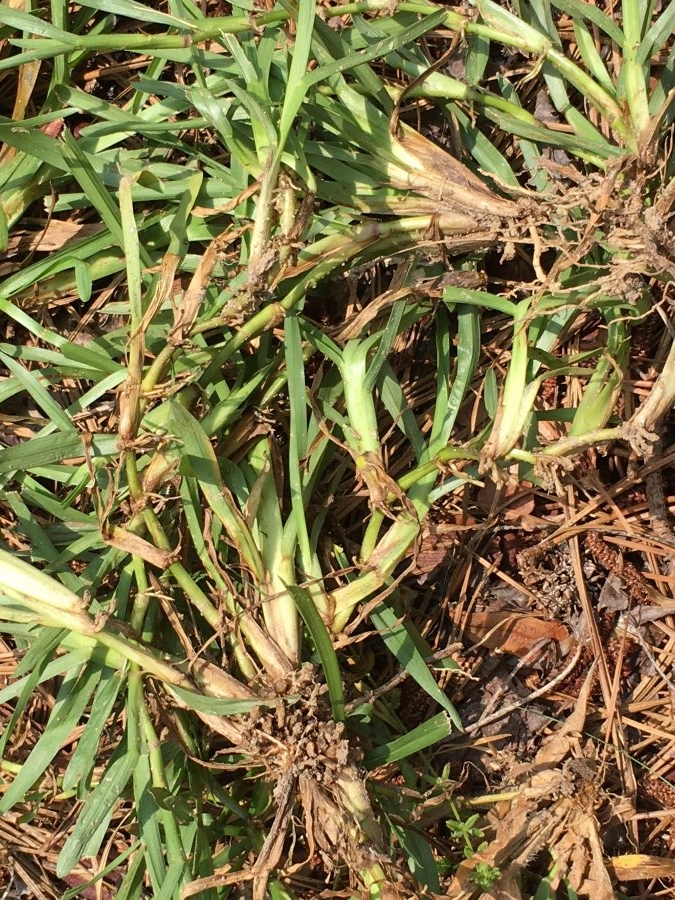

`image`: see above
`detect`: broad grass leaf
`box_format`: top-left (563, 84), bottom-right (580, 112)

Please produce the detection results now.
top-left (0, 7), bottom-right (74, 40)
top-left (364, 299), bottom-right (406, 391)
top-left (0, 232), bottom-right (122, 301)
top-left (0, 339), bottom-right (121, 377)
top-left (549, 0), bottom-right (623, 45)
top-left (0, 628), bottom-right (69, 758)
top-left (312, 14), bottom-right (392, 110)
top-left (60, 840), bottom-right (142, 900)
top-left (572, 20), bottom-right (615, 94)
top-left (287, 584), bottom-right (345, 722)
top-left (0, 643), bottom-right (91, 704)
top-left (284, 312), bottom-right (312, 566)
top-left (0, 661), bottom-right (101, 814)
top-left (168, 685), bottom-right (283, 715)
top-left (0, 203), bottom-right (7, 252)
top-left (277, 0), bottom-right (315, 148)
top-left (466, 31), bottom-right (490, 86)
top-left (165, 400), bottom-right (264, 580)
top-left (77, 0), bottom-right (192, 29)
top-left (106, 846), bottom-right (145, 900)
top-left (0, 432), bottom-right (117, 474)
top-left (188, 86), bottom-right (258, 173)
top-left (57, 737), bottom-right (139, 877)
top-left (450, 102), bottom-right (520, 188)
top-left (178, 475), bottom-right (222, 584)
top-left (134, 752), bottom-right (166, 889)
top-left (429, 304), bottom-right (480, 455)
top-left (370, 603), bottom-right (461, 728)
top-left (390, 821), bottom-right (440, 892)
top-left (379, 363), bottom-right (425, 462)
top-left (363, 712), bottom-right (452, 768)
top-left (443, 285), bottom-right (517, 317)
top-left (306, 10), bottom-right (448, 91)
top-left (156, 859), bottom-right (191, 900)
top-left (63, 668), bottom-right (124, 791)
top-left (484, 106), bottom-right (621, 162)
top-left (73, 257), bottom-right (92, 302)
top-left (61, 130), bottom-right (152, 265)
top-left (0, 350), bottom-right (76, 434)
top-left (638, 3), bottom-right (675, 63)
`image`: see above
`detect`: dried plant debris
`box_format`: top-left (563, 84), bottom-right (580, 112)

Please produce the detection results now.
top-left (517, 544), bottom-right (578, 620)
top-left (446, 673), bottom-right (619, 899)
top-left (185, 666), bottom-right (391, 898)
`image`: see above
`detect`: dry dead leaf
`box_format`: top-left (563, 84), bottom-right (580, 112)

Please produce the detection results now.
top-left (531, 663), bottom-right (594, 768)
top-left (391, 129), bottom-right (520, 219)
top-left (6, 222), bottom-right (106, 255)
top-left (606, 853), bottom-right (675, 880)
top-left (103, 525), bottom-right (174, 569)
top-left (463, 609), bottom-right (571, 657)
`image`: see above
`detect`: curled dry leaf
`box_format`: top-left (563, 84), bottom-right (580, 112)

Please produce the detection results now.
top-left (390, 129), bottom-right (521, 219)
top-left (463, 609), bottom-right (572, 657)
top-left (102, 525), bottom-right (174, 569)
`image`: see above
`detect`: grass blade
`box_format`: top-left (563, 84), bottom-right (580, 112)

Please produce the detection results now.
top-left (165, 400), bottom-right (264, 580)
top-left (363, 712), bottom-right (453, 768)
top-left (63, 668), bottom-right (125, 791)
top-left (370, 603), bottom-right (461, 729)
top-left (0, 661), bottom-right (100, 814)
top-left (57, 735), bottom-right (139, 876)
top-left (288, 584), bottom-right (345, 722)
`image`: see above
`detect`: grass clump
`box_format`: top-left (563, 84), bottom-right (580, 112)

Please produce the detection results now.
top-left (0, 0), bottom-right (674, 898)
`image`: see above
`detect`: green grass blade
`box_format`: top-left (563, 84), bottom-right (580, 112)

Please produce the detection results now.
top-left (548, 0), bottom-right (624, 45)
top-left (57, 736), bottom-right (139, 876)
top-left (466, 30), bottom-right (490, 85)
top-left (364, 299), bottom-right (407, 391)
top-left (0, 628), bottom-right (69, 758)
top-left (284, 312), bottom-right (312, 568)
top-left (370, 603), bottom-right (461, 728)
top-left (306, 8), bottom-right (447, 91)
top-left (60, 129), bottom-right (153, 267)
top-left (0, 350), bottom-right (76, 434)
top-left (63, 668), bottom-right (125, 791)
top-left (0, 661), bottom-right (101, 814)
top-left (0, 432), bottom-right (117, 475)
top-left (77, 0), bottom-right (192, 29)
top-left (165, 400), bottom-right (264, 580)
top-left (168, 685), bottom-right (283, 714)
top-left (277, 0), bottom-right (315, 149)
top-left (430, 304), bottom-right (480, 455)
top-left (378, 362), bottom-right (426, 462)
top-left (288, 584), bottom-right (345, 722)
top-left (133, 751), bottom-right (166, 888)
top-left (390, 821), bottom-right (440, 892)
top-left (363, 712), bottom-right (453, 768)
top-left (572, 20), bottom-right (615, 94)
top-left (156, 859), bottom-right (191, 900)
top-left (0, 643), bottom-right (91, 705)
top-left (638, 2), bottom-right (675, 63)
top-left (0, 6), bottom-right (74, 40)
top-left (108, 844), bottom-right (145, 900)
top-left (60, 841), bottom-right (142, 900)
